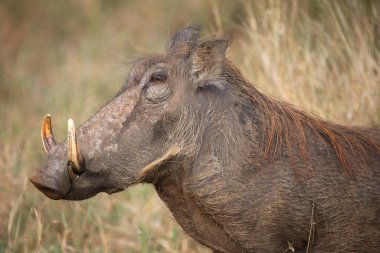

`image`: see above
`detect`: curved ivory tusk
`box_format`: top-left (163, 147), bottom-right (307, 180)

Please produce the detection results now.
top-left (67, 118), bottom-right (83, 174)
top-left (41, 114), bottom-right (56, 153)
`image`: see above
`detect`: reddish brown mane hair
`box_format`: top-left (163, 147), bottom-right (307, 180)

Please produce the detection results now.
top-left (225, 62), bottom-right (380, 175)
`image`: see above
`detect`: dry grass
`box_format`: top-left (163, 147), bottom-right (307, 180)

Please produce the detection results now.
top-left (237, 0), bottom-right (380, 124)
top-left (0, 0), bottom-right (379, 252)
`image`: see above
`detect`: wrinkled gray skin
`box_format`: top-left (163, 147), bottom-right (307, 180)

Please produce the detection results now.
top-left (31, 26), bottom-right (380, 252)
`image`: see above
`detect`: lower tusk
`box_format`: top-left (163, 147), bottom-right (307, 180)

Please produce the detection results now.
top-left (41, 114), bottom-right (56, 153)
top-left (67, 118), bottom-right (83, 174)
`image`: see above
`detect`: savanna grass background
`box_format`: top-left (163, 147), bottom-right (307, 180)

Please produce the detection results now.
top-left (0, 0), bottom-right (379, 252)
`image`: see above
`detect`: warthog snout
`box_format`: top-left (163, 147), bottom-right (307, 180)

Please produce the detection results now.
top-left (31, 115), bottom-right (84, 199)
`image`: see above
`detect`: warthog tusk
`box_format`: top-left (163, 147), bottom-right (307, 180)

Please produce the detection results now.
top-left (67, 118), bottom-right (83, 174)
top-left (41, 114), bottom-right (56, 153)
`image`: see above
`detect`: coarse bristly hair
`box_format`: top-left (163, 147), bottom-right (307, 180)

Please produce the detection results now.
top-left (222, 61), bottom-right (380, 176)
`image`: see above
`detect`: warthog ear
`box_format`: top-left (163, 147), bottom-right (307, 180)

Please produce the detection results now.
top-left (168, 24), bottom-right (201, 58)
top-left (189, 38), bottom-right (229, 88)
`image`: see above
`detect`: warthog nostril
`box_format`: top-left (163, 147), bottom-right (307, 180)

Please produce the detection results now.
top-left (29, 175), bottom-right (66, 200)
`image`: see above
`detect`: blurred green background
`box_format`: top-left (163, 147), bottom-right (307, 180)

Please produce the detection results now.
top-left (0, 0), bottom-right (379, 252)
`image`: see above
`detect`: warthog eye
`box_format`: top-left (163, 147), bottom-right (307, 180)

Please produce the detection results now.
top-left (145, 72), bottom-right (171, 102)
top-left (150, 72), bottom-right (167, 83)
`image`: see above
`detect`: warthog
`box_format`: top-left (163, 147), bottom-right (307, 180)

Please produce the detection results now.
top-left (31, 25), bottom-right (380, 252)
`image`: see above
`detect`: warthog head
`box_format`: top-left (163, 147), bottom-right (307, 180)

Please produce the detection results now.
top-left (30, 25), bottom-right (231, 200)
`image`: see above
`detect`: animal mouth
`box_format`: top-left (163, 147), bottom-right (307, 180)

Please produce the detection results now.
top-left (32, 115), bottom-right (135, 200)
top-left (31, 115), bottom-right (87, 199)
